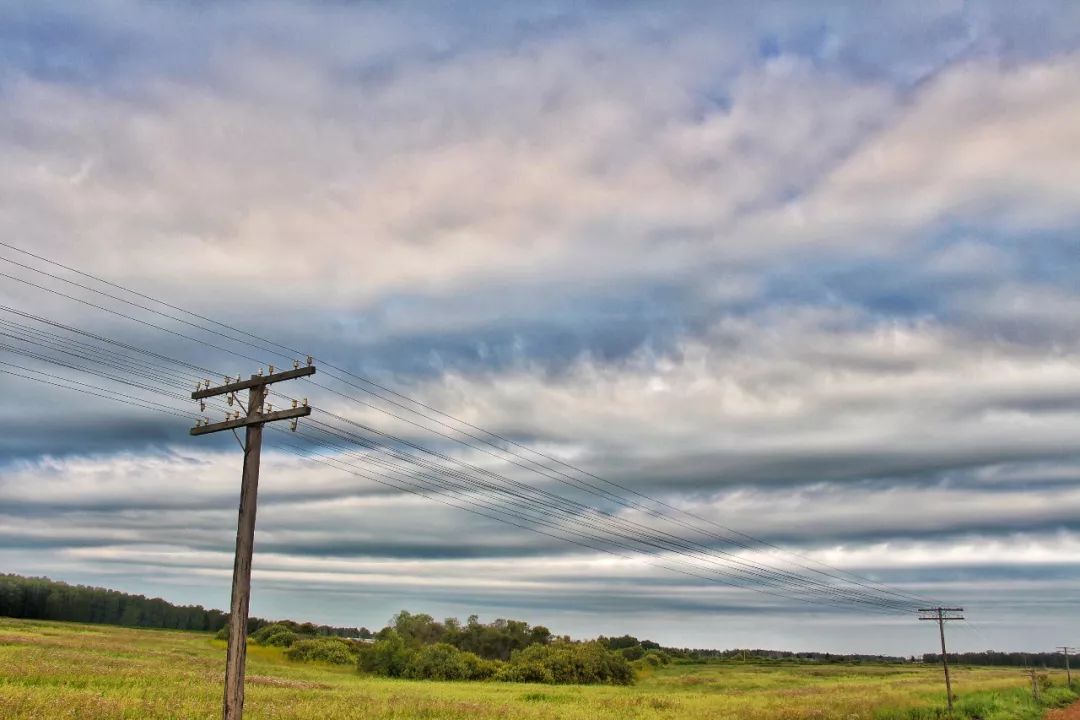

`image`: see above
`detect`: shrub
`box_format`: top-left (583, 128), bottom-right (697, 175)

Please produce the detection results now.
top-left (619, 645), bottom-right (645, 661)
top-left (261, 628), bottom-right (298, 647)
top-left (497, 660), bottom-right (555, 684)
top-left (251, 623), bottom-right (297, 647)
top-left (404, 643), bottom-right (470, 680)
top-left (401, 643), bottom-right (502, 681)
top-left (641, 650), bottom-right (670, 667)
top-left (460, 651), bottom-right (501, 680)
top-left (285, 638), bottom-right (353, 665)
top-left (504, 642), bottom-right (633, 685)
top-left (214, 626), bottom-right (229, 640)
top-left (358, 629), bottom-right (413, 677)
top-left (355, 631), bottom-right (631, 685)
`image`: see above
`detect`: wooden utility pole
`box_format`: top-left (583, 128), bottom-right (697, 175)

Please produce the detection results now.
top-left (191, 362), bottom-right (315, 720)
top-left (1060, 646), bottom-right (1075, 687)
top-left (918, 607), bottom-right (964, 713)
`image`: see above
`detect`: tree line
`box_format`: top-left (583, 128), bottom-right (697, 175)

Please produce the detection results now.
top-left (924, 651), bottom-right (1073, 668)
top-left (0, 574), bottom-right (369, 638)
top-left (6, 575), bottom-right (1065, 673)
top-left (595, 633), bottom-right (908, 664)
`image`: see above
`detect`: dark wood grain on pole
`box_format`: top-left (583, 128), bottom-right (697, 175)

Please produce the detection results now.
top-left (223, 382), bottom-right (266, 720)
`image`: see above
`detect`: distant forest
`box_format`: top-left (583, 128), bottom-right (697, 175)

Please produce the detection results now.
top-left (0, 574), bottom-right (370, 638)
top-left (924, 652), bottom-right (1073, 669)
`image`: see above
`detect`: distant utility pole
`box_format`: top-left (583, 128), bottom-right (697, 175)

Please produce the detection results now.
top-left (1060, 646), bottom-right (1075, 687)
top-left (191, 362), bottom-right (315, 720)
top-left (918, 607), bottom-right (965, 713)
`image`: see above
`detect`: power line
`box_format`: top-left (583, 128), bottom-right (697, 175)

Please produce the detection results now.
top-left (0, 243), bottom-right (937, 606)
top-left (0, 246), bottom-right (937, 611)
top-left (295, 411), bottom-right (915, 611)
top-left (0, 362), bottom-right (196, 420)
top-left (296, 378), bottom-right (931, 608)
top-left (0, 293), bottom-right (928, 613)
top-left (0, 313), bottom-right (205, 385)
top-left (0, 250), bottom-right (913, 600)
top-left (0, 324), bottom-right (914, 613)
top-left (0, 323), bottom-right (197, 392)
top-left (269, 425), bottom-right (902, 614)
top-left (294, 417), bottom-right (911, 611)
top-left (0, 328), bottom-right (910, 612)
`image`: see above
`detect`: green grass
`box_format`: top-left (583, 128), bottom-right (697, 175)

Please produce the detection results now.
top-left (0, 617), bottom-right (1074, 719)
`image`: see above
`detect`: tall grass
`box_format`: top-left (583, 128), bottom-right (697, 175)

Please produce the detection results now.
top-left (0, 617), bottom-right (1073, 720)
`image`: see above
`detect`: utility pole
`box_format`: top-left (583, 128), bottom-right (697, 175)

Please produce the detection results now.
top-left (1060, 646), bottom-right (1075, 687)
top-left (918, 607), bottom-right (964, 713)
top-left (191, 362), bottom-right (315, 720)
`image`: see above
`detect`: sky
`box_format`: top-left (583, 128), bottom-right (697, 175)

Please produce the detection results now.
top-left (1, 0), bottom-right (1079, 655)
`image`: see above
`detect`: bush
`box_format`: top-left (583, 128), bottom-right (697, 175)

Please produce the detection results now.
top-left (214, 626), bottom-right (229, 640)
top-left (497, 661), bottom-right (554, 684)
top-left (640, 650), bottom-right (670, 667)
top-left (251, 623), bottom-right (297, 647)
top-left (355, 631), bottom-right (632, 685)
top-left (285, 638), bottom-right (354, 665)
top-left (358, 630), bottom-right (413, 677)
top-left (619, 645), bottom-right (645, 661)
top-left (404, 643), bottom-right (468, 680)
top-left (504, 642), bottom-right (633, 685)
top-left (460, 651), bottom-right (501, 680)
top-left (400, 643), bottom-right (501, 681)
top-left (261, 628), bottom-right (298, 647)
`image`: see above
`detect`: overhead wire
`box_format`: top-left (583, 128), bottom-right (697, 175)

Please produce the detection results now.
top-left (293, 408), bottom-right (916, 611)
top-left (0, 330), bottom-right (899, 613)
top-left (0, 324), bottom-right (908, 611)
top-left (0, 318), bottom-right (916, 613)
top-left (0, 260), bottom-right (928, 612)
top-left (295, 379), bottom-right (931, 608)
top-left (268, 424), bottom-right (902, 614)
top-left (0, 243), bottom-right (936, 607)
top-left (0, 246), bottom-right (936, 612)
top-left (294, 417), bottom-right (910, 611)
top-left (0, 362), bottom-right (197, 420)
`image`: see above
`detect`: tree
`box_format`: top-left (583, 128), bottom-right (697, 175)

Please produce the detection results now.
top-left (392, 610), bottom-right (445, 648)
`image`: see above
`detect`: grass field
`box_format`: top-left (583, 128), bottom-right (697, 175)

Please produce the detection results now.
top-left (0, 617), bottom-right (1075, 720)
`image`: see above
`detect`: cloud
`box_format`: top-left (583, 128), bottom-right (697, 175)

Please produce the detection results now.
top-left (1, 1), bottom-right (1080, 652)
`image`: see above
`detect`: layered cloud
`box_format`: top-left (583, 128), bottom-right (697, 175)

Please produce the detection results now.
top-left (1, 1), bottom-right (1079, 653)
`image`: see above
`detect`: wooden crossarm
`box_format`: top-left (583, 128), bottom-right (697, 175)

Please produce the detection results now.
top-left (190, 406), bottom-right (311, 436)
top-left (192, 365), bottom-right (315, 400)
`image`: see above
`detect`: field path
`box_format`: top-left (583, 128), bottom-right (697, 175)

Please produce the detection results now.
top-left (1046, 701), bottom-right (1080, 719)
